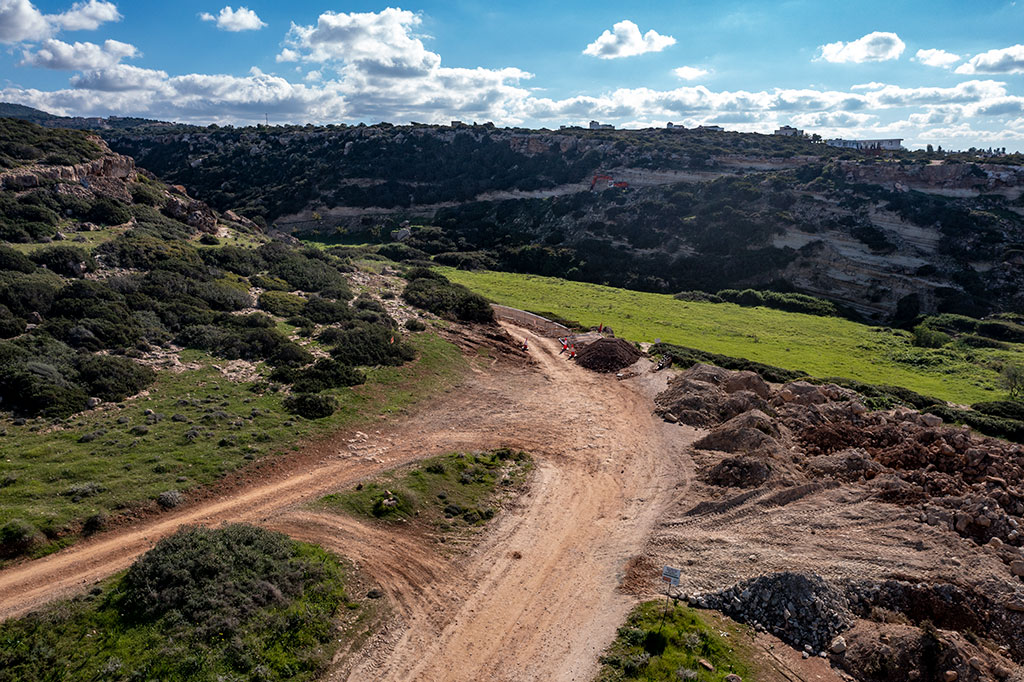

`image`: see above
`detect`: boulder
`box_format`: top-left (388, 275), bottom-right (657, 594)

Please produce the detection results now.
top-left (724, 370), bottom-right (772, 399)
top-left (694, 410), bottom-right (783, 455)
top-left (780, 381), bottom-right (827, 405)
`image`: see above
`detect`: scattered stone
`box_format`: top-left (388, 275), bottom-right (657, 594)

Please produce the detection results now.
top-left (830, 636), bottom-right (847, 654)
top-left (697, 659), bottom-right (714, 671)
top-left (1010, 561), bottom-right (1024, 578)
top-left (724, 675), bottom-right (742, 682)
top-left (944, 671), bottom-right (958, 682)
top-left (366, 589), bottom-right (384, 599)
top-left (86, 397), bottom-right (101, 408)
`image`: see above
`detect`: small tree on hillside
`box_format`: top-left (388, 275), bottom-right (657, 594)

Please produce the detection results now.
top-left (1002, 363), bottom-right (1024, 400)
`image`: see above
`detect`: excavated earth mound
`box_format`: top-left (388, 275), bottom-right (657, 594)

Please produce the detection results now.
top-left (575, 337), bottom-right (642, 373)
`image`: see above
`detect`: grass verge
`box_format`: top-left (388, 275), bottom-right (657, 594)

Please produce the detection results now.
top-left (442, 268), bottom-right (1022, 405)
top-left (319, 449), bottom-right (532, 533)
top-left (0, 332), bottom-right (467, 562)
top-left (597, 602), bottom-right (754, 682)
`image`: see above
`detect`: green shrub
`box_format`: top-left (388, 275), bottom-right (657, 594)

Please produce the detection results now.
top-left (328, 323), bottom-right (415, 366)
top-left (30, 245), bottom-right (95, 278)
top-left (977, 319), bottom-right (1024, 343)
top-left (0, 518), bottom-right (37, 556)
top-left (0, 304), bottom-right (25, 338)
top-left (271, 254), bottom-right (351, 294)
top-left (190, 278), bottom-right (252, 311)
top-left (250, 274), bottom-right (290, 290)
top-left (912, 324), bottom-right (951, 348)
top-left (303, 296), bottom-right (352, 323)
top-left (283, 393), bottom-right (338, 419)
top-left (129, 181), bottom-right (166, 207)
top-left (402, 272), bottom-right (494, 323)
top-left (972, 400), bottom-right (1024, 421)
top-left (259, 290), bottom-right (305, 317)
top-left (0, 245), bottom-right (36, 273)
top-left (405, 318), bottom-right (427, 331)
top-left (674, 290), bottom-right (723, 303)
top-left (290, 358), bottom-right (365, 392)
top-left (86, 197), bottom-right (131, 226)
top-left (925, 405), bottom-right (1024, 443)
top-left (650, 342), bottom-right (806, 383)
top-left (75, 355), bottom-right (154, 402)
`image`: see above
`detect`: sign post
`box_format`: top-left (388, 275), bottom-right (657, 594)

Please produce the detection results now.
top-left (660, 566), bottom-right (681, 627)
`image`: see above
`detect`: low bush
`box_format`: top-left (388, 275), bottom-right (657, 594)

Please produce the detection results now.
top-left (86, 197), bottom-right (131, 226)
top-left (650, 342), bottom-right (807, 383)
top-left (971, 400), bottom-right (1024, 421)
top-left (0, 518), bottom-right (37, 556)
top-left (402, 270), bottom-right (494, 323)
top-left (716, 288), bottom-right (839, 317)
top-left (259, 290), bottom-right (305, 317)
top-left (925, 405), bottom-right (1024, 443)
top-left (75, 354), bottom-right (154, 402)
top-left (912, 324), bottom-right (951, 348)
top-left (328, 323), bottom-right (415, 367)
top-left (405, 318), bottom-right (427, 332)
top-left (283, 392), bottom-right (338, 419)
top-left (290, 358), bottom-right (365, 392)
top-left (0, 524), bottom-right (347, 682)
top-left (303, 296), bottom-right (352, 324)
top-left (30, 245), bottom-right (94, 278)
top-left (674, 290), bottom-right (723, 303)
top-left (977, 319), bottom-right (1024, 344)
top-left (0, 245), bottom-right (36, 273)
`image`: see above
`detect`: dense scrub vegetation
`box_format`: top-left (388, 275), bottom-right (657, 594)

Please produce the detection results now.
top-left (0, 524), bottom-right (348, 682)
top-left (402, 267), bottom-right (495, 323)
top-left (0, 118), bottom-right (103, 169)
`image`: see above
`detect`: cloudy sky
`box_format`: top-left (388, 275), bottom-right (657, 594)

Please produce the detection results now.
top-left (1, 0), bottom-right (1023, 150)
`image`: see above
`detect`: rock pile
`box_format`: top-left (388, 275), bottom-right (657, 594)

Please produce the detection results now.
top-left (575, 337), bottom-right (642, 373)
top-left (692, 572), bottom-right (854, 654)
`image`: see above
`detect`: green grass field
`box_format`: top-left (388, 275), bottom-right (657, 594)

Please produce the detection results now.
top-left (0, 332), bottom-right (467, 560)
top-left (442, 269), bottom-right (1021, 404)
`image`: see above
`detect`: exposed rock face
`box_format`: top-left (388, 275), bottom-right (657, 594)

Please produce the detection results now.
top-left (0, 136), bottom-right (135, 199)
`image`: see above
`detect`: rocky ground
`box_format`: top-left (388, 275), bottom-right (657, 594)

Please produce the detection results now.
top-left (643, 363), bottom-right (1024, 682)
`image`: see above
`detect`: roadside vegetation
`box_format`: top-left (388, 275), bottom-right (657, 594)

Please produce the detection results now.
top-left (442, 268), bottom-right (1024, 405)
top-left (0, 120), bottom-right (471, 561)
top-left (0, 524), bottom-right (349, 682)
top-left (320, 448), bottom-right (531, 534)
top-left (597, 602), bottom-right (754, 682)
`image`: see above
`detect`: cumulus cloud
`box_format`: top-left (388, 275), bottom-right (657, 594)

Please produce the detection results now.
top-left (200, 6), bottom-right (266, 32)
top-left (0, 0), bottom-right (51, 43)
top-left (673, 66), bottom-right (708, 81)
top-left (914, 48), bottom-right (960, 68)
top-left (583, 20), bottom-right (675, 59)
top-left (20, 38), bottom-right (136, 70)
top-left (0, 0), bottom-right (120, 44)
top-left (955, 44), bottom-right (1024, 74)
top-left (50, 1), bottom-right (120, 31)
top-left (817, 31), bottom-right (905, 63)
top-left (70, 63), bottom-right (168, 91)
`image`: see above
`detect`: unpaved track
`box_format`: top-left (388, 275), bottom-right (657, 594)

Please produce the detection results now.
top-left (0, 326), bottom-right (690, 681)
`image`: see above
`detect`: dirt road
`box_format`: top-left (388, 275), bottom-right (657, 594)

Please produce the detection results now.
top-left (0, 326), bottom-right (691, 681)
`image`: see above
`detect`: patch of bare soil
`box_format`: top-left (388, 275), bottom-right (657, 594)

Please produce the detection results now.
top-left (0, 323), bottom-right (690, 682)
top-left (576, 336), bottom-right (643, 373)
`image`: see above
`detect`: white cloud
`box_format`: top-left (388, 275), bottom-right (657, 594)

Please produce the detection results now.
top-left (304, 70), bottom-right (322, 82)
top-left (70, 63), bottom-right (168, 91)
top-left (20, 38), bottom-right (136, 70)
top-left (200, 6), bottom-right (266, 32)
top-left (280, 8), bottom-right (439, 75)
top-left (850, 82), bottom-right (887, 91)
top-left (817, 31), bottom-right (905, 63)
top-left (51, 1), bottom-right (120, 31)
top-left (0, 0), bottom-right (50, 43)
top-left (955, 44), bottom-right (1024, 74)
top-left (914, 48), bottom-right (961, 68)
top-left (583, 20), bottom-right (675, 59)
top-left (673, 66), bottom-right (709, 81)
top-left (0, 0), bottom-right (120, 44)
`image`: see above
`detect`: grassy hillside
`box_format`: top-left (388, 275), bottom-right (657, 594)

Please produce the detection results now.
top-left (443, 268), bottom-right (1021, 404)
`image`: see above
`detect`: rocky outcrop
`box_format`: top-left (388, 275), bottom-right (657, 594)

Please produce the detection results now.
top-left (0, 136), bottom-right (136, 202)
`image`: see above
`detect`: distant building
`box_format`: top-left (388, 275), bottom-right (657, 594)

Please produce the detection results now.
top-left (826, 138), bottom-right (904, 151)
top-left (589, 120), bottom-right (615, 130)
top-left (666, 122), bottom-right (685, 130)
top-left (774, 125), bottom-right (804, 137)
top-left (696, 125), bottom-right (724, 132)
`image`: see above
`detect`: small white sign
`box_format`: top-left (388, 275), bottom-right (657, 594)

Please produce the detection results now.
top-left (661, 565), bottom-right (681, 586)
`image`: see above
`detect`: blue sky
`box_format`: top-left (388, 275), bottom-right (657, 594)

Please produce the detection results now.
top-left (1, 1), bottom-right (1024, 150)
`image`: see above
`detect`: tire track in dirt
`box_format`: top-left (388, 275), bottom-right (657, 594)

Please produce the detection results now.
top-left (0, 324), bottom-right (692, 682)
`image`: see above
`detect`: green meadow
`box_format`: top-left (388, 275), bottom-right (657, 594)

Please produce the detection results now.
top-left (442, 268), bottom-right (1021, 405)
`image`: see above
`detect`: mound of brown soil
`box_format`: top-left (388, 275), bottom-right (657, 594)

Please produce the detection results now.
top-left (575, 337), bottom-right (642, 373)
